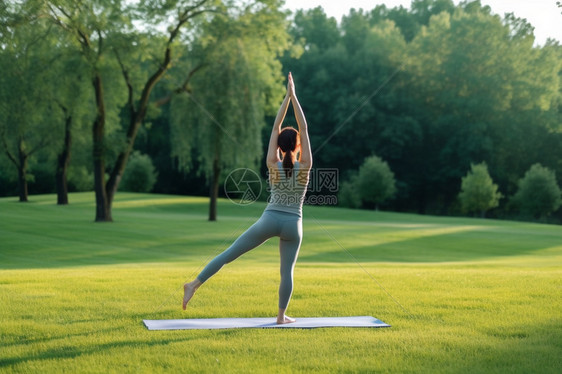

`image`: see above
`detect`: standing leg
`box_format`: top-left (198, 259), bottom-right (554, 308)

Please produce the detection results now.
top-left (183, 212), bottom-right (279, 310)
top-left (277, 218), bottom-right (302, 324)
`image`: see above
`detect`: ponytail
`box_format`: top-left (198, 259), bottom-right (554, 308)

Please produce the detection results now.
top-left (278, 127), bottom-right (298, 178)
top-left (283, 149), bottom-right (294, 178)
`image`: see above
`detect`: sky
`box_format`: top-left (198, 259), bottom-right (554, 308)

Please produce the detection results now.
top-left (281, 0), bottom-right (562, 45)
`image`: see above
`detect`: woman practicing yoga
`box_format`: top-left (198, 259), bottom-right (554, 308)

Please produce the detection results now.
top-left (182, 73), bottom-right (312, 324)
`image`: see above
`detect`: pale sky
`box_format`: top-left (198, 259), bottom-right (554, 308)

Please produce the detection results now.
top-left (282, 0), bottom-right (562, 45)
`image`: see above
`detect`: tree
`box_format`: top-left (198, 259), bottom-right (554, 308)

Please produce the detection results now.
top-left (280, 1), bottom-right (561, 217)
top-left (357, 155), bottom-right (396, 210)
top-left (337, 173), bottom-right (361, 209)
top-left (512, 164), bottom-right (561, 220)
top-left (120, 151), bottom-right (158, 193)
top-left (41, 0), bottom-right (221, 221)
top-left (171, 2), bottom-right (292, 221)
top-left (458, 163), bottom-right (502, 217)
top-left (52, 52), bottom-right (93, 205)
top-left (1, 3), bottom-right (94, 204)
top-left (0, 17), bottom-right (62, 202)
top-left (370, 0), bottom-right (455, 42)
top-left (292, 7), bottom-right (339, 50)
top-left (404, 3), bottom-right (562, 214)
top-left (284, 8), bottom-right (409, 171)
top-left (341, 8), bottom-right (370, 55)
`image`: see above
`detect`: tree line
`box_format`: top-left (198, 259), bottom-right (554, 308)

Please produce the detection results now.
top-left (1, 0), bottom-right (561, 223)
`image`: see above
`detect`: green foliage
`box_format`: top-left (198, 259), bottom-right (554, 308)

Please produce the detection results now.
top-left (401, 3), bottom-right (562, 212)
top-left (341, 8), bottom-right (371, 54)
top-left (512, 164), bottom-right (562, 220)
top-left (171, 2), bottom-right (292, 180)
top-left (292, 7), bottom-right (339, 49)
top-left (282, 1), bottom-right (560, 219)
top-left (458, 163), bottom-right (502, 217)
top-left (68, 165), bottom-right (94, 192)
top-left (1, 0), bottom-right (561, 225)
top-left (357, 155), bottom-right (396, 208)
top-left (120, 151), bottom-right (158, 192)
top-left (337, 173), bottom-right (361, 209)
top-left (0, 162), bottom-right (17, 196)
top-left (0, 22), bottom-right (62, 149)
top-left (0, 15), bottom-right (68, 200)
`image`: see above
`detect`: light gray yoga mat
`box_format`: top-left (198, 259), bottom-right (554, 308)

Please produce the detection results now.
top-left (143, 316), bottom-right (390, 330)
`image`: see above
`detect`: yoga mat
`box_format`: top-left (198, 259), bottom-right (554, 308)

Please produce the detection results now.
top-left (143, 316), bottom-right (390, 330)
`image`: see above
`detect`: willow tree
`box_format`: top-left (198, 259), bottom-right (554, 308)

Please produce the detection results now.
top-left (171, 2), bottom-right (292, 220)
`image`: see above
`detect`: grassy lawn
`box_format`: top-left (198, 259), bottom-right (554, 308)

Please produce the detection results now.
top-left (1, 192), bottom-right (561, 373)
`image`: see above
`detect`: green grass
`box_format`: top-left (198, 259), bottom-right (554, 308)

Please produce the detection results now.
top-left (1, 192), bottom-right (561, 373)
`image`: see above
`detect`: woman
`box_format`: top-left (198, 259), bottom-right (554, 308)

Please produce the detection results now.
top-left (182, 73), bottom-right (312, 324)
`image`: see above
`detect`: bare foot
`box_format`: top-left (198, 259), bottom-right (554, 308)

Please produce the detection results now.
top-left (276, 315), bottom-right (296, 325)
top-left (182, 280), bottom-right (201, 310)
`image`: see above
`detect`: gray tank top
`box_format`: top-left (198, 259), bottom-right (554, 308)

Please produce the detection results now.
top-left (265, 161), bottom-right (308, 217)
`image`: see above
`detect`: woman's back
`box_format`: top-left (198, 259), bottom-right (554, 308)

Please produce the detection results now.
top-left (266, 161), bottom-right (309, 217)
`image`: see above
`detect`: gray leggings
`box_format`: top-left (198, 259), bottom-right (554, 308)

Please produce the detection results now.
top-left (197, 209), bottom-right (302, 309)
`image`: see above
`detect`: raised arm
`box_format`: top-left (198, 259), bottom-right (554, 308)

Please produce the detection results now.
top-left (266, 91), bottom-right (290, 169)
top-left (289, 73), bottom-right (312, 168)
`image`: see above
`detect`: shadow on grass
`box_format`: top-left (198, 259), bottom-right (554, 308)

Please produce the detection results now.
top-left (462, 318), bottom-right (562, 372)
top-left (3, 222), bottom-right (561, 268)
top-left (0, 334), bottom-right (200, 368)
top-left (2, 193), bottom-right (561, 268)
top-left (300, 224), bottom-right (562, 263)
top-left (2, 317), bottom-right (560, 372)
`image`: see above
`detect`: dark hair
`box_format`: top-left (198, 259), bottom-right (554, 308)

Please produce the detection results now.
top-left (278, 127), bottom-right (298, 178)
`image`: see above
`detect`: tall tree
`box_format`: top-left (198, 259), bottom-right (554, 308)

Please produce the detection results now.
top-left (171, 1), bottom-right (292, 220)
top-left (43, 0), bottom-right (220, 221)
top-left (53, 53), bottom-right (93, 205)
top-left (0, 17), bottom-right (61, 202)
top-left (405, 5), bottom-right (561, 213)
top-left (292, 7), bottom-right (339, 50)
top-left (341, 8), bottom-right (370, 55)
top-left (370, 0), bottom-right (455, 42)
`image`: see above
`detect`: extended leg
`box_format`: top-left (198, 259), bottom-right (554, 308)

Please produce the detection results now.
top-left (197, 214), bottom-right (278, 282)
top-left (183, 212), bottom-right (278, 309)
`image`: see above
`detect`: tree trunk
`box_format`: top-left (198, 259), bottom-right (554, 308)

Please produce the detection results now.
top-left (56, 113), bottom-right (72, 205)
top-left (208, 157), bottom-right (220, 221)
top-left (92, 73), bottom-right (112, 222)
top-left (105, 42), bottom-right (179, 211)
top-left (17, 142), bottom-right (28, 202)
top-left (105, 118), bottom-right (141, 210)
